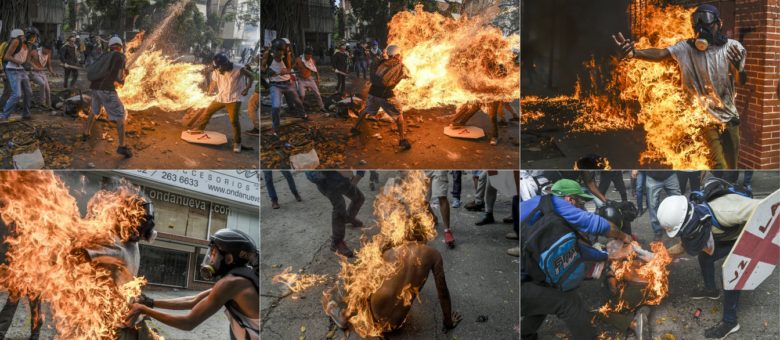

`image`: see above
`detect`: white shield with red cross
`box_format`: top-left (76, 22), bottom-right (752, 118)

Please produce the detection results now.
top-left (722, 189), bottom-right (780, 290)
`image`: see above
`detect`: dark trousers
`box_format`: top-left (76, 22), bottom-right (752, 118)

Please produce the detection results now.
top-left (598, 171), bottom-right (627, 201)
top-left (450, 171), bottom-right (462, 200)
top-left (315, 178), bottom-right (364, 244)
top-left (677, 171), bottom-right (701, 194)
top-left (0, 296), bottom-right (41, 339)
top-left (521, 282), bottom-right (597, 340)
top-left (336, 73), bottom-right (346, 94)
top-left (263, 171), bottom-right (298, 202)
top-left (699, 240), bottom-right (740, 323)
top-left (63, 67), bottom-right (78, 88)
top-left (512, 195), bottom-right (519, 234)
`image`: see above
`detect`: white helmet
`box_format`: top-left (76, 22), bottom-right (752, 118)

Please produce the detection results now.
top-left (658, 195), bottom-right (690, 237)
top-left (9, 29), bottom-right (24, 39)
top-left (109, 36), bottom-right (123, 47)
top-left (386, 45), bottom-right (401, 57)
top-left (281, 38), bottom-right (290, 45)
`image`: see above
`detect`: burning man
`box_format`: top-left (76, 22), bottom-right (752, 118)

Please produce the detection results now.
top-left (262, 38), bottom-right (307, 137)
top-left (294, 46), bottom-right (328, 113)
top-left (1, 27), bottom-right (35, 122)
top-left (83, 36), bottom-right (133, 158)
top-left (351, 45), bottom-right (411, 151)
top-left (323, 214), bottom-right (462, 336)
top-left (304, 171), bottom-right (365, 258)
top-left (189, 52), bottom-right (254, 153)
top-left (613, 4), bottom-right (746, 169)
top-left (450, 101), bottom-right (501, 145)
top-left (125, 229), bottom-right (259, 339)
top-left (0, 219), bottom-right (41, 339)
top-left (520, 179), bottom-right (634, 340)
top-left (657, 177), bottom-right (762, 339)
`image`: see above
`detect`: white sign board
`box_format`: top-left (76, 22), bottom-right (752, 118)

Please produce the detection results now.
top-left (722, 189), bottom-right (780, 290)
top-left (117, 170), bottom-right (260, 207)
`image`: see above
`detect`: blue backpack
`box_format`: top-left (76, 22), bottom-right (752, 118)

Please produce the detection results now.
top-left (522, 195), bottom-right (587, 291)
top-left (689, 177), bottom-right (752, 239)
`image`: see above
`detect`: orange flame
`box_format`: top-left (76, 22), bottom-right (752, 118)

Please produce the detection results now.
top-left (0, 171), bottom-right (149, 339)
top-left (388, 4), bottom-right (519, 110)
top-left (323, 171), bottom-right (435, 338)
top-left (117, 33), bottom-right (214, 112)
top-left (271, 267), bottom-right (329, 294)
top-left (600, 242), bottom-right (672, 315)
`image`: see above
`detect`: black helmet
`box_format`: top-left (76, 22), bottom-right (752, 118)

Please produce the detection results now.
top-left (200, 229), bottom-right (257, 280)
top-left (212, 53), bottom-right (229, 68)
top-left (597, 205), bottom-right (623, 229)
top-left (271, 38), bottom-right (286, 51)
top-left (137, 192), bottom-right (156, 242)
top-left (25, 27), bottom-right (40, 37)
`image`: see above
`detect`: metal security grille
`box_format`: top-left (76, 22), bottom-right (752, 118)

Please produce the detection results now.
top-left (138, 245), bottom-right (189, 288)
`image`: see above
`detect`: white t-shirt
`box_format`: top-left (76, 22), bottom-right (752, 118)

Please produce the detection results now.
top-left (269, 59), bottom-right (291, 82)
top-left (212, 63), bottom-right (245, 103)
top-left (667, 39), bottom-right (746, 123)
top-left (4, 43), bottom-right (28, 70)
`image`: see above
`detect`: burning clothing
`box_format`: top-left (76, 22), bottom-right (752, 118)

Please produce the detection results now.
top-left (666, 39), bottom-right (745, 123)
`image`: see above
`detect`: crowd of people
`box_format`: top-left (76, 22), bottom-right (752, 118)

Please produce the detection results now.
top-left (519, 170), bottom-right (766, 339)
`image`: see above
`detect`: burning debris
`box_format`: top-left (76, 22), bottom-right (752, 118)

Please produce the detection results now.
top-left (599, 241), bottom-right (672, 316)
top-left (0, 172), bottom-right (149, 339)
top-left (389, 4), bottom-right (520, 110)
top-left (272, 267), bottom-right (330, 295)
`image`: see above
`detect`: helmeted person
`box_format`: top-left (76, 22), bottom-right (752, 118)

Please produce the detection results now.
top-left (1, 27), bottom-right (36, 121)
top-left (520, 179), bottom-right (634, 340)
top-left (262, 37), bottom-right (307, 137)
top-left (657, 177), bottom-right (763, 339)
top-left (612, 4), bottom-right (746, 169)
top-left (351, 44), bottom-right (411, 151)
top-left (125, 228), bottom-right (259, 339)
top-left (189, 52), bottom-right (254, 153)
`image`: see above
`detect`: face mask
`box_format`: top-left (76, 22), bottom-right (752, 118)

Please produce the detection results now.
top-left (200, 247), bottom-right (226, 280)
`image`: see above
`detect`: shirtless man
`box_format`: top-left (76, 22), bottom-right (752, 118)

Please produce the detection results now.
top-left (325, 241), bottom-right (462, 335)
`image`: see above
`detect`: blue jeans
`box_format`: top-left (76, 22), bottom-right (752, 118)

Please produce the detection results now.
top-left (699, 240), bottom-right (740, 323)
top-left (1, 69), bottom-right (32, 118)
top-left (263, 171), bottom-right (299, 202)
top-left (355, 59), bottom-right (368, 78)
top-left (635, 172), bottom-right (646, 212)
top-left (450, 171), bottom-right (462, 200)
top-left (646, 174), bottom-right (681, 235)
top-left (270, 81), bottom-right (305, 130)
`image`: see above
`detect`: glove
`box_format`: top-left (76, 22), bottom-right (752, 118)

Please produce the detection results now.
top-left (136, 294), bottom-right (154, 308)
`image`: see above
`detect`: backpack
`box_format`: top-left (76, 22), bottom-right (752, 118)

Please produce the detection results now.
top-left (689, 177), bottom-right (752, 239)
top-left (371, 59), bottom-right (405, 91)
top-left (0, 37), bottom-right (24, 69)
top-left (522, 195), bottom-right (587, 291)
top-left (86, 51), bottom-right (117, 81)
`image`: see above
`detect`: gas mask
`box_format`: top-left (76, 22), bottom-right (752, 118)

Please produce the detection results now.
top-left (691, 10), bottom-right (727, 51)
top-left (200, 246), bottom-right (228, 280)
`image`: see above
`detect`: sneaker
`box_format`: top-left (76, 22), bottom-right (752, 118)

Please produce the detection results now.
top-left (116, 146), bottom-right (133, 158)
top-left (399, 139), bottom-right (411, 151)
top-left (245, 128), bottom-right (260, 136)
top-left (691, 288), bottom-right (721, 300)
top-left (330, 241), bottom-right (354, 258)
top-left (704, 321), bottom-right (740, 339)
top-left (489, 137), bottom-right (497, 145)
top-left (633, 306), bottom-right (651, 340)
top-left (294, 193), bottom-right (302, 202)
top-left (505, 231), bottom-right (518, 240)
top-left (464, 200), bottom-right (484, 211)
top-left (271, 201), bottom-right (280, 209)
top-left (475, 213), bottom-right (496, 226)
top-left (450, 198), bottom-right (461, 208)
top-left (506, 247), bottom-right (519, 257)
top-left (233, 143), bottom-right (241, 153)
top-left (443, 229), bottom-right (455, 248)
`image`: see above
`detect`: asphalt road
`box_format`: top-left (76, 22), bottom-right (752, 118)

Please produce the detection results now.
top-left (260, 171), bottom-right (520, 339)
top-left (529, 171), bottom-right (780, 339)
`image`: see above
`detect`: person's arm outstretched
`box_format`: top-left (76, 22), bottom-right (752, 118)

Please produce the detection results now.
top-left (612, 32), bottom-right (671, 61)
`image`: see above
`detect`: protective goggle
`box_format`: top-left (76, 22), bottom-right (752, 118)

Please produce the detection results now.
top-left (691, 11), bottom-right (718, 26)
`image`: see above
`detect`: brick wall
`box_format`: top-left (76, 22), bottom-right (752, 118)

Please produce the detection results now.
top-left (735, 0), bottom-right (780, 168)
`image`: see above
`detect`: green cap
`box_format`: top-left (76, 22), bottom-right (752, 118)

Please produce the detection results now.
top-left (550, 179), bottom-right (595, 201)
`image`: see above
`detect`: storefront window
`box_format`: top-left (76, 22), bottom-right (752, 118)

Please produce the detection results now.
top-left (138, 245), bottom-right (189, 287)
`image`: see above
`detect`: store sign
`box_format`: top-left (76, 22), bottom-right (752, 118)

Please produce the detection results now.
top-left (118, 170), bottom-right (260, 207)
top-left (145, 188), bottom-right (208, 211)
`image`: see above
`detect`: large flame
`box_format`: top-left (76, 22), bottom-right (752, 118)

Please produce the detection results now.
top-left (117, 33), bottom-right (214, 112)
top-left (0, 171), bottom-right (149, 339)
top-left (272, 267), bottom-right (329, 294)
top-left (599, 242), bottom-right (672, 316)
top-left (388, 4), bottom-right (519, 110)
top-left (323, 171), bottom-right (436, 338)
